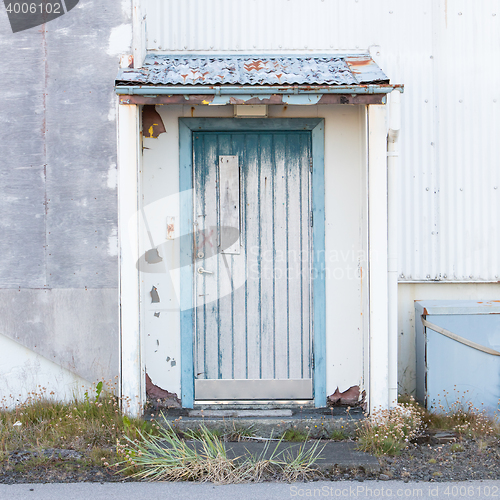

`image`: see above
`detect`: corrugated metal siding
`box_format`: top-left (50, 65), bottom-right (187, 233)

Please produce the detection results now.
top-left (144, 0), bottom-right (500, 282)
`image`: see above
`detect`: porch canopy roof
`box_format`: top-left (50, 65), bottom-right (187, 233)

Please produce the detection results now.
top-left (115, 54), bottom-right (403, 106)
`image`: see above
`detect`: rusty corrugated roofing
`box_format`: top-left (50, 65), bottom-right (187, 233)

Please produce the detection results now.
top-left (116, 54), bottom-right (389, 86)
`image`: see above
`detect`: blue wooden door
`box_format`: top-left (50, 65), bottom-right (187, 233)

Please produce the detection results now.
top-left (193, 131), bottom-right (313, 401)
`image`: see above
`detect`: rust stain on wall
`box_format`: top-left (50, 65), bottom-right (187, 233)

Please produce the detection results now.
top-left (142, 105), bottom-right (166, 138)
top-left (167, 216), bottom-right (175, 240)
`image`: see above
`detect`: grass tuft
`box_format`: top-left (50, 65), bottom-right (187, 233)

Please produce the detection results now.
top-left (116, 417), bottom-right (324, 483)
top-left (330, 428), bottom-right (349, 441)
top-left (282, 428), bottom-right (309, 442)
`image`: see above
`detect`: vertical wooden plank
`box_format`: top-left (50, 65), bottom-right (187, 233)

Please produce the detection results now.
top-left (273, 133), bottom-right (289, 380)
top-left (193, 134), bottom-right (205, 382)
top-left (259, 134), bottom-right (275, 380)
top-left (216, 134), bottom-right (235, 380)
top-left (199, 133), bottom-right (220, 381)
top-left (231, 133), bottom-right (248, 379)
top-left (245, 133), bottom-right (261, 380)
top-left (178, 119), bottom-right (194, 407)
top-left (287, 133), bottom-right (304, 379)
top-left (312, 120), bottom-right (326, 407)
top-left (219, 155), bottom-right (240, 255)
top-left (300, 133), bottom-right (313, 379)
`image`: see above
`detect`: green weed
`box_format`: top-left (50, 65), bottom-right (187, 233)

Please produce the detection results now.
top-left (330, 429), bottom-right (349, 441)
top-left (282, 428), bottom-right (309, 442)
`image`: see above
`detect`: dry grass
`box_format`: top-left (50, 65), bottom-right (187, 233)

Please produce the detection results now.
top-left (116, 418), bottom-right (325, 483)
top-left (0, 381), bottom-right (157, 467)
top-left (422, 390), bottom-right (499, 438)
top-left (358, 393), bottom-right (500, 457)
top-left (0, 385), bottom-right (324, 483)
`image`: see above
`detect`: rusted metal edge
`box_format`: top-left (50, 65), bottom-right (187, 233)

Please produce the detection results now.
top-left (119, 93), bottom-right (386, 105)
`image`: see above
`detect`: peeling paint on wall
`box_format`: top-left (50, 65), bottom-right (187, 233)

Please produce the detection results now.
top-left (107, 228), bottom-right (118, 257)
top-left (106, 163), bottom-right (117, 189)
top-left (145, 248), bottom-right (162, 264)
top-left (107, 23), bottom-right (132, 56)
top-left (145, 373), bottom-right (181, 408)
top-left (142, 105), bottom-right (166, 138)
top-left (150, 286), bottom-right (160, 303)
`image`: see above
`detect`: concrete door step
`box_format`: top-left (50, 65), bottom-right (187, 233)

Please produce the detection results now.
top-left (188, 409), bottom-right (293, 418)
top-left (156, 415), bottom-right (361, 440)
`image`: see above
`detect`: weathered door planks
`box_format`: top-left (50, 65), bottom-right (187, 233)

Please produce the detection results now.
top-left (194, 131), bottom-right (313, 400)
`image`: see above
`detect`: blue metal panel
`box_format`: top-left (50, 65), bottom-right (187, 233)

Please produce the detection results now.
top-left (179, 118), bottom-right (326, 406)
top-left (415, 300), bottom-right (500, 414)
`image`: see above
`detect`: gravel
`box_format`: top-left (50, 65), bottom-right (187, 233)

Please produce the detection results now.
top-left (1, 437), bottom-right (499, 484)
top-left (327, 436), bottom-right (500, 483)
top-left (376, 437), bottom-right (500, 482)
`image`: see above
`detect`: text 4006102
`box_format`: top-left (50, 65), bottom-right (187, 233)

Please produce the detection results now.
top-left (5, 2), bottom-right (62, 14)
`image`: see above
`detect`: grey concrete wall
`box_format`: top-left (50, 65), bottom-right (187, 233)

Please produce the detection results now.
top-left (0, 289), bottom-right (119, 383)
top-left (0, 1), bottom-right (132, 384)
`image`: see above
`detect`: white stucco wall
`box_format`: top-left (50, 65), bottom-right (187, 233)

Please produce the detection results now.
top-left (140, 104), bottom-right (368, 401)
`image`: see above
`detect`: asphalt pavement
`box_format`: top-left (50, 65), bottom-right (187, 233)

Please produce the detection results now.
top-left (1, 481), bottom-right (499, 500)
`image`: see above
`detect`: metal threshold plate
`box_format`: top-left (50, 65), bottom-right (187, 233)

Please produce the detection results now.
top-left (195, 379), bottom-right (313, 400)
top-left (188, 409), bottom-right (293, 418)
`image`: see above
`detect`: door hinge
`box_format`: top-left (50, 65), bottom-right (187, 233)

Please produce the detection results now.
top-left (310, 211), bottom-right (313, 227)
top-left (309, 158), bottom-right (313, 173)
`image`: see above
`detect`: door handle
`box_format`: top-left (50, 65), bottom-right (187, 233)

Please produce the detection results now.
top-left (197, 267), bottom-right (213, 275)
